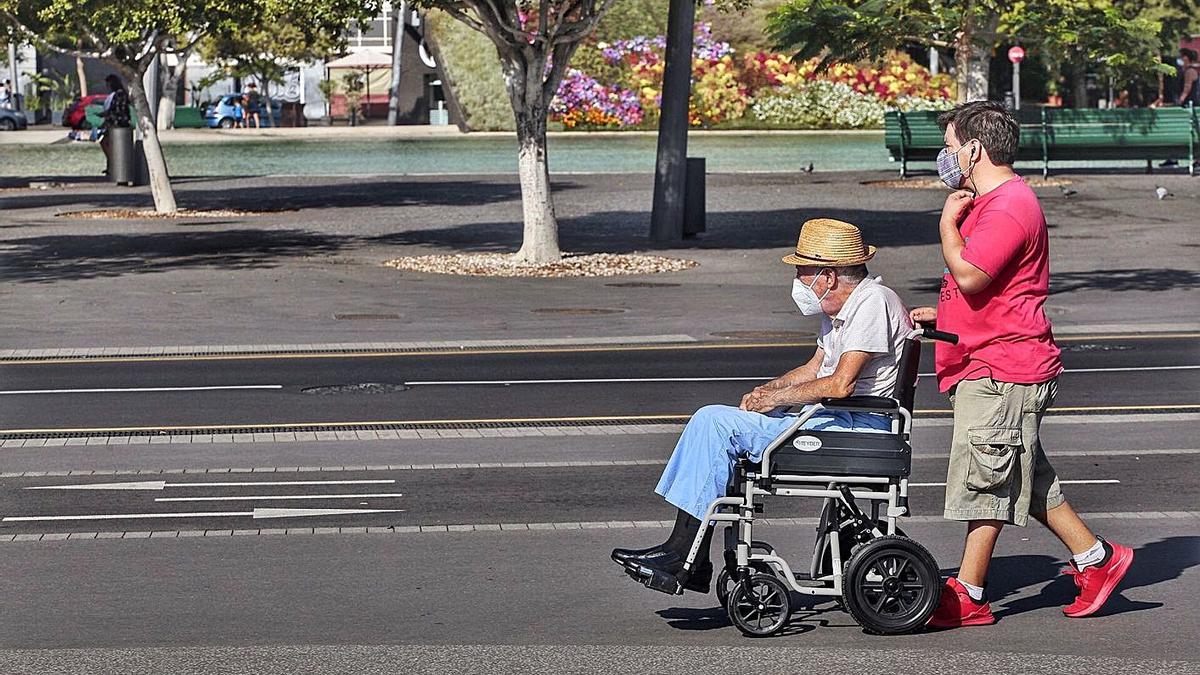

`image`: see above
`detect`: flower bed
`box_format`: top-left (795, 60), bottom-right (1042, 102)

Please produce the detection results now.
top-left (550, 23), bottom-right (954, 130)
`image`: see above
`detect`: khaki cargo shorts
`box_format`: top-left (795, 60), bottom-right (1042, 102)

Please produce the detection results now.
top-left (944, 377), bottom-right (1065, 527)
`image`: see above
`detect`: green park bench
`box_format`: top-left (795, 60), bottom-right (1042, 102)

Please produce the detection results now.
top-left (172, 106), bottom-right (205, 128)
top-left (885, 105), bottom-right (1198, 178)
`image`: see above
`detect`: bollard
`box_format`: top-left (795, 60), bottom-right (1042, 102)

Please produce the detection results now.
top-left (683, 156), bottom-right (706, 236)
top-left (133, 140), bottom-right (150, 186)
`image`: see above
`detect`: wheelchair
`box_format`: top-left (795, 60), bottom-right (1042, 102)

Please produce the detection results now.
top-left (641, 326), bottom-right (958, 637)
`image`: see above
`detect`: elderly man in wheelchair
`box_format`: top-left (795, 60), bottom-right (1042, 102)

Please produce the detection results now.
top-left (611, 218), bottom-right (957, 636)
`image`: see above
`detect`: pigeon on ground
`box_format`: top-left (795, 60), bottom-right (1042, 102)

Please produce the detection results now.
top-left (1058, 185), bottom-right (1078, 198)
top-left (803, 162), bottom-right (814, 174)
top-left (1155, 185), bottom-right (1172, 200)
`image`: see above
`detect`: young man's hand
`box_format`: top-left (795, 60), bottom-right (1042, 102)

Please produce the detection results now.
top-left (910, 306), bottom-right (937, 325)
top-left (941, 190), bottom-right (974, 226)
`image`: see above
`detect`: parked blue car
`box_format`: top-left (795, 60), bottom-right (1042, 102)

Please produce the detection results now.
top-left (203, 93), bottom-right (280, 128)
top-left (0, 107), bottom-right (28, 131)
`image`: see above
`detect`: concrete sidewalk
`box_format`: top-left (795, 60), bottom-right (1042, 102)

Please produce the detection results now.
top-left (0, 170), bottom-right (1196, 350)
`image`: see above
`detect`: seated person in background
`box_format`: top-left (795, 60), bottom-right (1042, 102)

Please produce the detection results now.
top-left (612, 218), bottom-right (914, 593)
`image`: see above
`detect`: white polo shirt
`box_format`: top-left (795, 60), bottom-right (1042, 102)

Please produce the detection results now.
top-left (815, 276), bottom-right (913, 398)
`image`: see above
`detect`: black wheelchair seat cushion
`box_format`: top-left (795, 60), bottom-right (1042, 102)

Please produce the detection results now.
top-left (769, 430), bottom-right (911, 478)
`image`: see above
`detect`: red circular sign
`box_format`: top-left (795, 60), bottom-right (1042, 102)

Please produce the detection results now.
top-left (1008, 46), bottom-right (1026, 63)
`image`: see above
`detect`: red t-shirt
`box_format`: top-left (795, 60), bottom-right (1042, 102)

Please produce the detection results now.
top-left (934, 175), bottom-right (1063, 392)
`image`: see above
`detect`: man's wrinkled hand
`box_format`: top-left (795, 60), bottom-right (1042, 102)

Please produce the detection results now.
top-left (740, 388), bottom-right (780, 413)
top-left (941, 190), bottom-right (974, 226)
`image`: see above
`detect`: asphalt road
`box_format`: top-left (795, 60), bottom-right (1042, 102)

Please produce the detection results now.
top-left (2, 337), bottom-right (1197, 673)
top-left (1, 334), bottom-right (1196, 433)
top-left (0, 453), bottom-right (1195, 535)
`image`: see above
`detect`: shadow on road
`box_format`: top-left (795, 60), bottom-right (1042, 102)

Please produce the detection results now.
top-left (908, 268), bottom-right (1200, 295)
top-left (979, 536), bottom-right (1197, 619)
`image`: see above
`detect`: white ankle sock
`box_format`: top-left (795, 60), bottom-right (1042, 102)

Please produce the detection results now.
top-left (958, 578), bottom-right (985, 602)
top-left (1073, 538), bottom-right (1106, 569)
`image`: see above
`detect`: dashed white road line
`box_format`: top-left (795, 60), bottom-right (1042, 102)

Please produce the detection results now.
top-left (1, 507), bottom-right (405, 522)
top-left (26, 479), bottom-right (397, 491)
top-left (0, 385), bottom-right (283, 396)
top-left (155, 493), bottom-right (404, 502)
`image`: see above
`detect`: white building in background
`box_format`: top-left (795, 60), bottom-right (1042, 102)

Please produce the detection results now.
top-left (182, 2), bottom-right (458, 126)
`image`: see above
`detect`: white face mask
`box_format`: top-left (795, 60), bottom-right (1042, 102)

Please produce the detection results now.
top-left (792, 271), bottom-right (831, 316)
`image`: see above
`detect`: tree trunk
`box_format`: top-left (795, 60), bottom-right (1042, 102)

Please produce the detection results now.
top-left (387, 1), bottom-right (407, 126)
top-left (953, 5), bottom-right (996, 103)
top-left (157, 70), bottom-right (178, 131)
top-left (505, 53), bottom-right (560, 265)
top-left (75, 52), bottom-right (88, 97)
top-left (125, 72), bottom-right (178, 213)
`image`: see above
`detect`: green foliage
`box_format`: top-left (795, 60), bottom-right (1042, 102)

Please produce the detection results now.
top-left (199, 17), bottom-right (347, 93)
top-left (591, 0), bottom-right (668, 43)
top-left (767, 0), bottom-right (1188, 85)
top-left (702, 0), bottom-right (786, 54)
top-left (750, 80), bottom-right (952, 129)
top-left (3, 0), bottom-right (378, 73)
top-left (425, 9), bottom-right (513, 131)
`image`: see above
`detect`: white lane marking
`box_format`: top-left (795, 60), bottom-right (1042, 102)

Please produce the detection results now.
top-left (25, 479), bottom-right (396, 491)
top-left (0, 385), bottom-right (283, 396)
top-left (407, 365), bottom-right (1200, 386)
top-left (407, 377), bottom-right (771, 385)
top-left (1, 507), bottom-right (405, 522)
top-left (155, 493), bottom-right (404, 502)
top-left (908, 479), bottom-right (1121, 487)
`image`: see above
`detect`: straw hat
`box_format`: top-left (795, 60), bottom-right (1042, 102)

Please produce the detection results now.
top-left (781, 218), bottom-right (876, 266)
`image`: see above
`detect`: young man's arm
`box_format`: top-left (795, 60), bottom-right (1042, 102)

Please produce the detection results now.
top-left (741, 351), bottom-right (873, 412)
top-left (940, 191), bottom-right (1026, 296)
top-left (939, 191), bottom-right (993, 295)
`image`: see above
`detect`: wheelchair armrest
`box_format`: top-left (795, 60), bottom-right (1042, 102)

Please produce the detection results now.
top-left (820, 395), bottom-right (899, 412)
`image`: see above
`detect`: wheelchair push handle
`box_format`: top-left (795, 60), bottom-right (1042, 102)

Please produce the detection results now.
top-left (916, 323), bottom-right (959, 344)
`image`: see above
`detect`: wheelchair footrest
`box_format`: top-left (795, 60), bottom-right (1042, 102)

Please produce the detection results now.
top-left (626, 565), bottom-right (683, 595)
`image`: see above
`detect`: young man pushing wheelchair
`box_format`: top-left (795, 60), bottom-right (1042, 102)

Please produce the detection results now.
top-left (613, 103), bottom-right (1132, 628)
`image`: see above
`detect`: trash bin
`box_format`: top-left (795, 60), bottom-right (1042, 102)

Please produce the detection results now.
top-left (107, 126), bottom-right (137, 185)
top-left (683, 156), bottom-right (706, 236)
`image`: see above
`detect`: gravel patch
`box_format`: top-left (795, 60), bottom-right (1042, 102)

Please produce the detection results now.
top-left (383, 252), bottom-right (699, 278)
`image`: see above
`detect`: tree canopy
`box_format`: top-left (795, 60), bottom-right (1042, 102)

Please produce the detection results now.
top-left (766, 0), bottom-right (1196, 102)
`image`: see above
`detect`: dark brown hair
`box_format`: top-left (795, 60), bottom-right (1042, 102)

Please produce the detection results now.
top-left (937, 101), bottom-right (1019, 166)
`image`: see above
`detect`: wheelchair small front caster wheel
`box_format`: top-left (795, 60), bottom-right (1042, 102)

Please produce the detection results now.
top-left (842, 535), bottom-right (940, 635)
top-left (716, 562), bottom-right (773, 608)
top-left (727, 573), bottom-right (791, 637)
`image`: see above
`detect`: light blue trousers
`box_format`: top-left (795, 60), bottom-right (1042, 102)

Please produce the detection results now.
top-left (655, 404), bottom-right (892, 520)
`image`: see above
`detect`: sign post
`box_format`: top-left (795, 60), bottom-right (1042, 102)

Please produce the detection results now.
top-left (1008, 46), bottom-right (1025, 110)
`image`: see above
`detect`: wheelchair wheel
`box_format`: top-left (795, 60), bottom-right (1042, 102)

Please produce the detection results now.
top-left (716, 561), bottom-right (773, 608)
top-left (842, 535), bottom-right (939, 635)
top-left (727, 574), bottom-right (791, 637)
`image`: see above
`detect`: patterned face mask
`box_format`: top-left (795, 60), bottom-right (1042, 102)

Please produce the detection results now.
top-left (936, 140), bottom-right (978, 190)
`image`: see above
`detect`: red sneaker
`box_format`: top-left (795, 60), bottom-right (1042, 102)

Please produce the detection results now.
top-left (1063, 539), bottom-right (1134, 618)
top-left (926, 577), bottom-right (996, 628)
